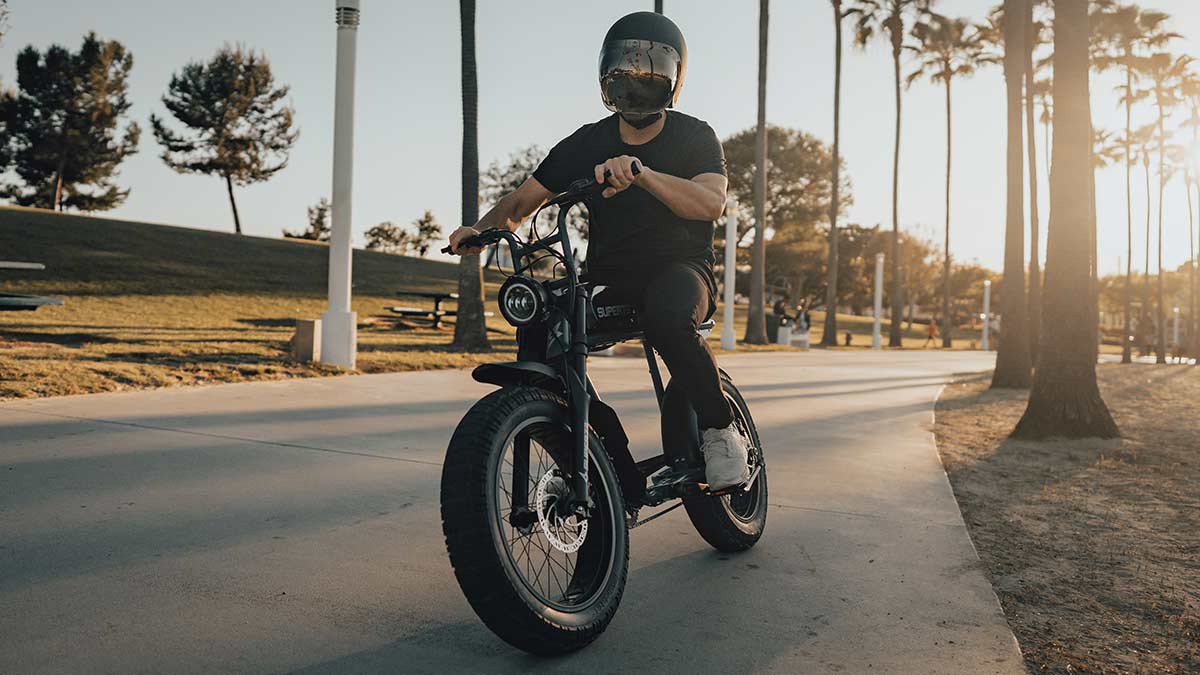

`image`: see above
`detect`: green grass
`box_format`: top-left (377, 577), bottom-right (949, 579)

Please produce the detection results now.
top-left (0, 206), bottom-right (520, 398)
top-left (0, 206), bottom-right (977, 399)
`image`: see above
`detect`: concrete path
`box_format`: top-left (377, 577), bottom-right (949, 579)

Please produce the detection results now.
top-left (0, 350), bottom-right (1023, 674)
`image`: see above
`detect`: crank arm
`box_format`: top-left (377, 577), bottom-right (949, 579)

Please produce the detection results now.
top-left (626, 500), bottom-right (684, 530)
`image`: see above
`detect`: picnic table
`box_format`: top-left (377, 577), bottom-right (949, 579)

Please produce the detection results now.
top-left (388, 290), bottom-right (494, 329)
top-left (0, 261), bottom-right (63, 312)
top-left (389, 290), bottom-right (460, 329)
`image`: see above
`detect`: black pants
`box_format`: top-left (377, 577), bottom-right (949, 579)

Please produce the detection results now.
top-left (597, 262), bottom-right (734, 430)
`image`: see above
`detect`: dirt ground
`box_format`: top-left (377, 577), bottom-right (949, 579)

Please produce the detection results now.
top-left (935, 365), bottom-right (1200, 674)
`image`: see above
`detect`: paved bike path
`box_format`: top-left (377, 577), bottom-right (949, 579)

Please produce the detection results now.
top-left (0, 351), bottom-right (1023, 674)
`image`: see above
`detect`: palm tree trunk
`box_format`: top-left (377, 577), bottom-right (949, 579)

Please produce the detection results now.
top-left (993, 0), bottom-right (1032, 389)
top-left (942, 76), bottom-right (953, 348)
top-left (745, 0), bottom-right (769, 345)
top-left (888, 36), bottom-right (904, 348)
top-left (1121, 64), bottom-right (1133, 364)
top-left (822, 0), bottom-right (843, 347)
top-left (1014, 0), bottom-right (1118, 439)
top-left (1024, 0), bottom-right (1041, 364)
top-left (224, 175), bottom-right (242, 235)
top-left (654, 0), bottom-right (663, 13)
top-left (1156, 96), bottom-right (1167, 364)
top-left (1194, 177), bottom-right (1200, 355)
top-left (452, 0), bottom-right (490, 352)
top-left (1187, 173), bottom-right (1195, 357)
top-left (1144, 153), bottom-right (1151, 354)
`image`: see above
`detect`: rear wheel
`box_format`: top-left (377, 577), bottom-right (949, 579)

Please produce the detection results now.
top-left (684, 374), bottom-right (768, 552)
top-left (440, 386), bottom-right (628, 655)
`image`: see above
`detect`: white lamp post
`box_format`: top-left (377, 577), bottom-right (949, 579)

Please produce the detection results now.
top-left (721, 199), bottom-right (738, 351)
top-left (872, 252), bottom-right (884, 349)
top-left (982, 279), bottom-right (992, 351)
top-left (321, 0), bottom-right (361, 368)
top-left (1173, 306), bottom-right (1180, 353)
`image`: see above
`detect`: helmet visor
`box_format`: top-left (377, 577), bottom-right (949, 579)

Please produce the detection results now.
top-left (599, 39), bottom-right (681, 114)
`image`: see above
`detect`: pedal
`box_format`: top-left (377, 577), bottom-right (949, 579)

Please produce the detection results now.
top-left (644, 464), bottom-right (705, 505)
top-left (701, 464), bottom-right (764, 497)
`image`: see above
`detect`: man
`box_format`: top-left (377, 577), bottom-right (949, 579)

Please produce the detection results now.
top-left (447, 11), bottom-right (748, 489)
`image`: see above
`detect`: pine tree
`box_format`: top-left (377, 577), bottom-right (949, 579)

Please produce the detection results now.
top-left (283, 198), bottom-right (331, 241)
top-left (365, 210), bottom-right (443, 258)
top-left (150, 45), bottom-right (298, 234)
top-left (2, 33), bottom-right (140, 211)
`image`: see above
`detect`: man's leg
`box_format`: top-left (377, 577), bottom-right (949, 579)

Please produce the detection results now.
top-left (638, 263), bottom-right (733, 430)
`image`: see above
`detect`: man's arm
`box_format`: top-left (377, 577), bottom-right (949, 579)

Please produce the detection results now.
top-left (447, 177), bottom-right (554, 254)
top-left (593, 155), bottom-right (727, 221)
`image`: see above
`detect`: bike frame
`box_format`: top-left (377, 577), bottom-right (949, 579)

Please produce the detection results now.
top-left (467, 185), bottom-right (718, 519)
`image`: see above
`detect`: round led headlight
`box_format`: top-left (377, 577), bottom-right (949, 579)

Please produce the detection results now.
top-left (498, 275), bottom-right (547, 327)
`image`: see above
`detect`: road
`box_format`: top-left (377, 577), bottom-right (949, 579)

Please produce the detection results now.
top-left (0, 350), bottom-right (1023, 674)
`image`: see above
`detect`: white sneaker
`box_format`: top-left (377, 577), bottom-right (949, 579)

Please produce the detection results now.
top-left (701, 424), bottom-right (750, 490)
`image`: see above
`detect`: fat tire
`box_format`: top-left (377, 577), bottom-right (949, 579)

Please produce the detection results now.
top-left (684, 374), bottom-right (769, 552)
top-left (440, 386), bottom-right (628, 655)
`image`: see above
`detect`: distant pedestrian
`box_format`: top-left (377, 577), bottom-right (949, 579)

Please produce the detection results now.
top-left (923, 318), bottom-right (939, 348)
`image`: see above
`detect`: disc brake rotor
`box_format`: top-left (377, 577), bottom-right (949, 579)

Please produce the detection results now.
top-left (535, 469), bottom-right (588, 553)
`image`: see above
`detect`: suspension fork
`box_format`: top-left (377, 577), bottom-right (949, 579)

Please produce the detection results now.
top-left (567, 280), bottom-right (592, 515)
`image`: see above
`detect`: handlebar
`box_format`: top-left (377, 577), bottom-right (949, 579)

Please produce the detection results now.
top-left (442, 162), bottom-right (641, 255)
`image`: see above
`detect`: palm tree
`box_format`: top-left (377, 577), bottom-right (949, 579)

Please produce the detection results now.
top-left (1138, 52), bottom-right (1192, 364)
top-left (1182, 72), bottom-right (1200, 354)
top-left (821, 0), bottom-right (846, 347)
top-left (1168, 142), bottom-right (1197, 355)
top-left (452, 0), bottom-right (490, 351)
top-left (1014, 0), bottom-right (1119, 439)
top-left (991, 0), bottom-right (1032, 389)
top-left (1093, 4), bottom-right (1178, 362)
top-left (1132, 121), bottom-right (1156, 347)
top-left (1034, 78), bottom-right (1052, 171)
top-left (654, 0), bottom-right (663, 13)
top-left (745, 0), bottom-right (770, 345)
top-left (847, 0), bottom-right (935, 347)
top-left (907, 14), bottom-right (980, 349)
top-left (1023, 2), bottom-right (1051, 364)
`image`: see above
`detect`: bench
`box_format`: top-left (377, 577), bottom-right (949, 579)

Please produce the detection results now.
top-left (0, 262), bottom-right (63, 312)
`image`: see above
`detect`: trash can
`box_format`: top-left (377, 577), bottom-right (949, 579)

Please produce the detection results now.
top-left (776, 317), bottom-right (793, 345)
top-left (766, 314), bottom-right (780, 343)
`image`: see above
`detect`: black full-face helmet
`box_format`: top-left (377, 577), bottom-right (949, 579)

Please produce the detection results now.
top-left (599, 12), bottom-right (687, 117)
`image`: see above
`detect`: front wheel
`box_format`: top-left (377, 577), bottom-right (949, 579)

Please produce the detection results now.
top-left (440, 386), bottom-right (628, 655)
top-left (684, 373), bottom-right (768, 552)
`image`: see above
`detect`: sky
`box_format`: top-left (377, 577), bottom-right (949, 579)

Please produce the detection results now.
top-left (4, 0), bottom-right (1200, 277)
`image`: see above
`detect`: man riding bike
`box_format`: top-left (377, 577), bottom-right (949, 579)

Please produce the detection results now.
top-left (448, 11), bottom-right (748, 490)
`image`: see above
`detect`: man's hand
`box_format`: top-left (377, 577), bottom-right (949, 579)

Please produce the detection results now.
top-left (447, 225), bottom-right (482, 255)
top-left (594, 155), bottom-right (643, 198)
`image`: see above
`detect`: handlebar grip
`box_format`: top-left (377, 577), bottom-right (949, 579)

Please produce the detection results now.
top-left (442, 234), bottom-right (486, 255)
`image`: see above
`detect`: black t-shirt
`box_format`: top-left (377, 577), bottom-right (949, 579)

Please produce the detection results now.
top-left (532, 111), bottom-right (727, 278)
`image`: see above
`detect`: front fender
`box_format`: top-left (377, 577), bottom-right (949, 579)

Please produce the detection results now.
top-left (471, 361), bottom-right (564, 393)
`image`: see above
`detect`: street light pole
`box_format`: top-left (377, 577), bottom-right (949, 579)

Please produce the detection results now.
top-left (721, 199), bottom-right (737, 351)
top-left (321, 0), bottom-right (361, 368)
top-left (872, 252), bottom-right (884, 349)
top-left (1173, 306), bottom-right (1180, 356)
top-left (982, 279), bottom-right (992, 351)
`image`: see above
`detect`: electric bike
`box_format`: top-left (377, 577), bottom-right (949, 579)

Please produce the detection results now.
top-left (439, 171), bottom-right (767, 655)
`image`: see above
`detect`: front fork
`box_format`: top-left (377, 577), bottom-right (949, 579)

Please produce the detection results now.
top-left (566, 282), bottom-right (592, 516)
top-left (506, 287), bottom-right (593, 525)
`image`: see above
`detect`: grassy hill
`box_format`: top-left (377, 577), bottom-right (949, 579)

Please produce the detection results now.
top-left (0, 206), bottom-right (941, 399)
top-left (0, 206), bottom-right (516, 398)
